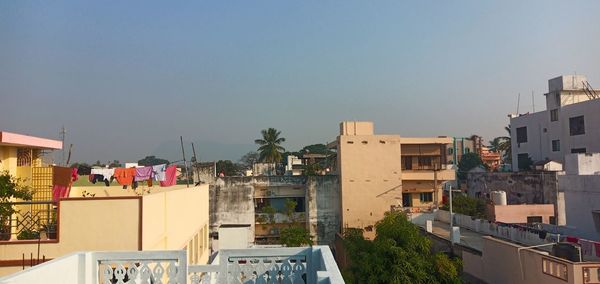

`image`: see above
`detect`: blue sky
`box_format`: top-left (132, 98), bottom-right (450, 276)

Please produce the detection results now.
top-left (1, 1), bottom-right (599, 163)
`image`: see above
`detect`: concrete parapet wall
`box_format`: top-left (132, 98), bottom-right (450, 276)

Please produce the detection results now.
top-left (209, 176), bottom-right (340, 246)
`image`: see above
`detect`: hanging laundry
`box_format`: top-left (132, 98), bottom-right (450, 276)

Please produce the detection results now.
top-left (91, 168), bottom-right (115, 182)
top-left (114, 168), bottom-right (136, 186)
top-left (52, 166), bottom-right (73, 187)
top-left (52, 167), bottom-right (78, 202)
top-left (152, 164), bottom-right (167, 181)
top-left (160, 165), bottom-right (177, 187)
top-left (595, 242), bottom-right (600, 258)
top-left (135, 166), bottom-right (153, 181)
top-left (580, 240), bottom-right (593, 256)
top-left (566, 236), bottom-right (579, 243)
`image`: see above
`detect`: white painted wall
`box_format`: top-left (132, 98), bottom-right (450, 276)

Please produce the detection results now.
top-left (560, 174), bottom-right (600, 241)
top-left (511, 98), bottom-right (600, 171)
top-left (565, 153), bottom-right (600, 175)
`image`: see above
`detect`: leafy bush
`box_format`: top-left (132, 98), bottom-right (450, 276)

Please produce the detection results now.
top-left (17, 228), bottom-right (39, 240)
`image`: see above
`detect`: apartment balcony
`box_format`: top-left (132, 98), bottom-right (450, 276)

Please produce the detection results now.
top-left (0, 246), bottom-right (344, 284)
top-left (401, 169), bottom-right (455, 181)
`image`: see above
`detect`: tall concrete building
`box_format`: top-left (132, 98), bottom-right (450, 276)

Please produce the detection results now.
top-left (330, 121), bottom-right (454, 238)
top-left (510, 75), bottom-right (600, 171)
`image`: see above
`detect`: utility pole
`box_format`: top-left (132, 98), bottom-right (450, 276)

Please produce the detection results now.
top-left (59, 126), bottom-right (66, 166)
top-left (180, 136), bottom-right (190, 188)
top-left (191, 143), bottom-right (201, 184)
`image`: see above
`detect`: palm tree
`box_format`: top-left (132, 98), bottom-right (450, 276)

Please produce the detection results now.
top-left (255, 128), bottom-right (286, 163)
top-left (489, 125), bottom-right (512, 164)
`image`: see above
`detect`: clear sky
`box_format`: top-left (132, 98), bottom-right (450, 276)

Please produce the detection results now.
top-left (1, 1), bottom-right (599, 163)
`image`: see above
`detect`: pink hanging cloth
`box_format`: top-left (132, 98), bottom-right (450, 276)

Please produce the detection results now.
top-left (160, 165), bottom-right (178, 187)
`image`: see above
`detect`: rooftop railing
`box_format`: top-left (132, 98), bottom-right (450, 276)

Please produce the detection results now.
top-left (0, 246), bottom-right (344, 284)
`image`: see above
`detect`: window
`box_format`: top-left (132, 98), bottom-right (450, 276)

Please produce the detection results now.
top-left (465, 148), bottom-right (471, 153)
top-left (516, 127), bottom-right (528, 143)
top-left (569, 115), bottom-right (585, 136)
top-left (402, 156), bottom-right (413, 170)
top-left (527, 216), bottom-right (543, 224)
top-left (571, 148), bottom-right (586, 154)
top-left (517, 153), bottom-right (531, 170)
top-left (552, 140), bottom-right (560, 152)
top-left (420, 192), bottom-right (433, 203)
top-left (418, 156), bottom-right (432, 167)
top-left (550, 109), bottom-right (558, 121)
top-left (555, 93), bottom-right (561, 106)
top-left (448, 148), bottom-right (454, 155)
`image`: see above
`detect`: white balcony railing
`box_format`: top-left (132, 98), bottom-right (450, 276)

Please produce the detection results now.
top-left (0, 246), bottom-right (344, 284)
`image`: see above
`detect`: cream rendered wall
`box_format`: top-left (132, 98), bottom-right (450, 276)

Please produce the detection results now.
top-left (477, 236), bottom-right (586, 284)
top-left (0, 198), bottom-right (140, 276)
top-left (490, 204), bottom-right (555, 224)
top-left (0, 186), bottom-right (210, 276)
top-left (0, 147), bottom-right (17, 176)
top-left (338, 134), bottom-right (403, 238)
top-left (142, 185), bottom-right (209, 264)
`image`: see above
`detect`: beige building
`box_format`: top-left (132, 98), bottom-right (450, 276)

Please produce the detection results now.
top-left (331, 121), bottom-right (454, 238)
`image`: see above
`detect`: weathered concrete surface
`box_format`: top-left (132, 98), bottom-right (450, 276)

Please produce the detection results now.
top-left (467, 172), bottom-right (558, 204)
top-left (209, 175), bottom-right (340, 246)
top-left (210, 177), bottom-right (255, 244)
top-left (306, 176), bottom-right (340, 246)
top-left (467, 171), bottom-right (564, 225)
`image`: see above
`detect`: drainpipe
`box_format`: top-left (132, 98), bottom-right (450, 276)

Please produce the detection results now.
top-left (517, 242), bottom-right (562, 280)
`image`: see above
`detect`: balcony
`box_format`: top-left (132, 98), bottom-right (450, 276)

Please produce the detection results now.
top-left (401, 169), bottom-right (455, 181)
top-left (0, 246), bottom-right (344, 284)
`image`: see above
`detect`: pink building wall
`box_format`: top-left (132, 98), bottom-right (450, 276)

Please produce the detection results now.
top-left (488, 204), bottom-right (555, 224)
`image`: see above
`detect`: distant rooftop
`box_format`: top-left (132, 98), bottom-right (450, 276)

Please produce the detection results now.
top-left (0, 131), bottom-right (62, 150)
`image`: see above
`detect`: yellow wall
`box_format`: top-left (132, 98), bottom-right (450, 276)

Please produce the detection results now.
top-left (0, 146), bottom-right (18, 176)
top-left (0, 185), bottom-right (211, 276)
top-left (142, 185), bottom-right (210, 264)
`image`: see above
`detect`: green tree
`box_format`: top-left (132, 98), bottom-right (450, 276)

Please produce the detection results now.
top-left (255, 128), bottom-right (286, 163)
top-left (279, 198), bottom-right (312, 247)
top-left (138, 156), bottom-right (169, 166)
top-left (489, 125), bottom-right (512, 164)
top-left (0, 172), bottom-right (33, 240)
top-left (457, 152), bottom-right (485, 180)
top-left (238, 151), bottom-right (259, 169)
top-left (216, 160), bottom-right (242, 176)
top-left (280, 226), bottom-right (312, 247)
top-left (343, 211), bottom-right (462, 284)
top-left (441, 194), bottom-right (486, 219)
top-left (108, 160), bottom-right (121, 168)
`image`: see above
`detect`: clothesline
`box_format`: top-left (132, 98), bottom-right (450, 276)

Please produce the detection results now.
top-left (89, 164), bottom-right (177, 189)
top-left (50, 164), bottom-right (180, 202)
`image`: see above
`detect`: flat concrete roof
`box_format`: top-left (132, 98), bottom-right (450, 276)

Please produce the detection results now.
top-left (0, 131), bottom-right (62, 150)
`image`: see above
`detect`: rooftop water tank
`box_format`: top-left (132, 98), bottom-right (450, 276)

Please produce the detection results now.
top-left (491, 191), bottom-right (507, 205)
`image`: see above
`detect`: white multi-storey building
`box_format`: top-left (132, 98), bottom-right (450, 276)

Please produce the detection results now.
top-left (510, 75), bottom-right (600, 171)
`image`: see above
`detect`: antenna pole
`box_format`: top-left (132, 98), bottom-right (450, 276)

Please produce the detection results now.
top-left (516, 93), bottom-right (521, 115)
top-left (60, 126), bottom-right (66, 166)
top-left (532, 90), bottom-right (535, 112)
top-left (191, 142), bottom-right (201, 184)
top-left (180, 136), bottom-right (190, 188)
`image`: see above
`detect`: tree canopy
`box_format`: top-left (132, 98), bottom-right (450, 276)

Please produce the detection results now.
top-left (343, 211), bottom-right (462, 284)
top-left (457, 152), bottom-right (484, 180)
top-left (216, 160), bottom-right (243, 176)
top-left (138, 156), bottom-right (169, 166)
top-left (0, 172), bottom-right (32, 233)
top-left (441, 194), bottom-right (486, 219)
top-left (239, 151), bottom-right (259, 169)
top-left (255, 128), bottom-right (286, 163)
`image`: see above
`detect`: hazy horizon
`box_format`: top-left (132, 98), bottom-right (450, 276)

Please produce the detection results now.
top-left (2, 1), bottom-right (599, 163)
